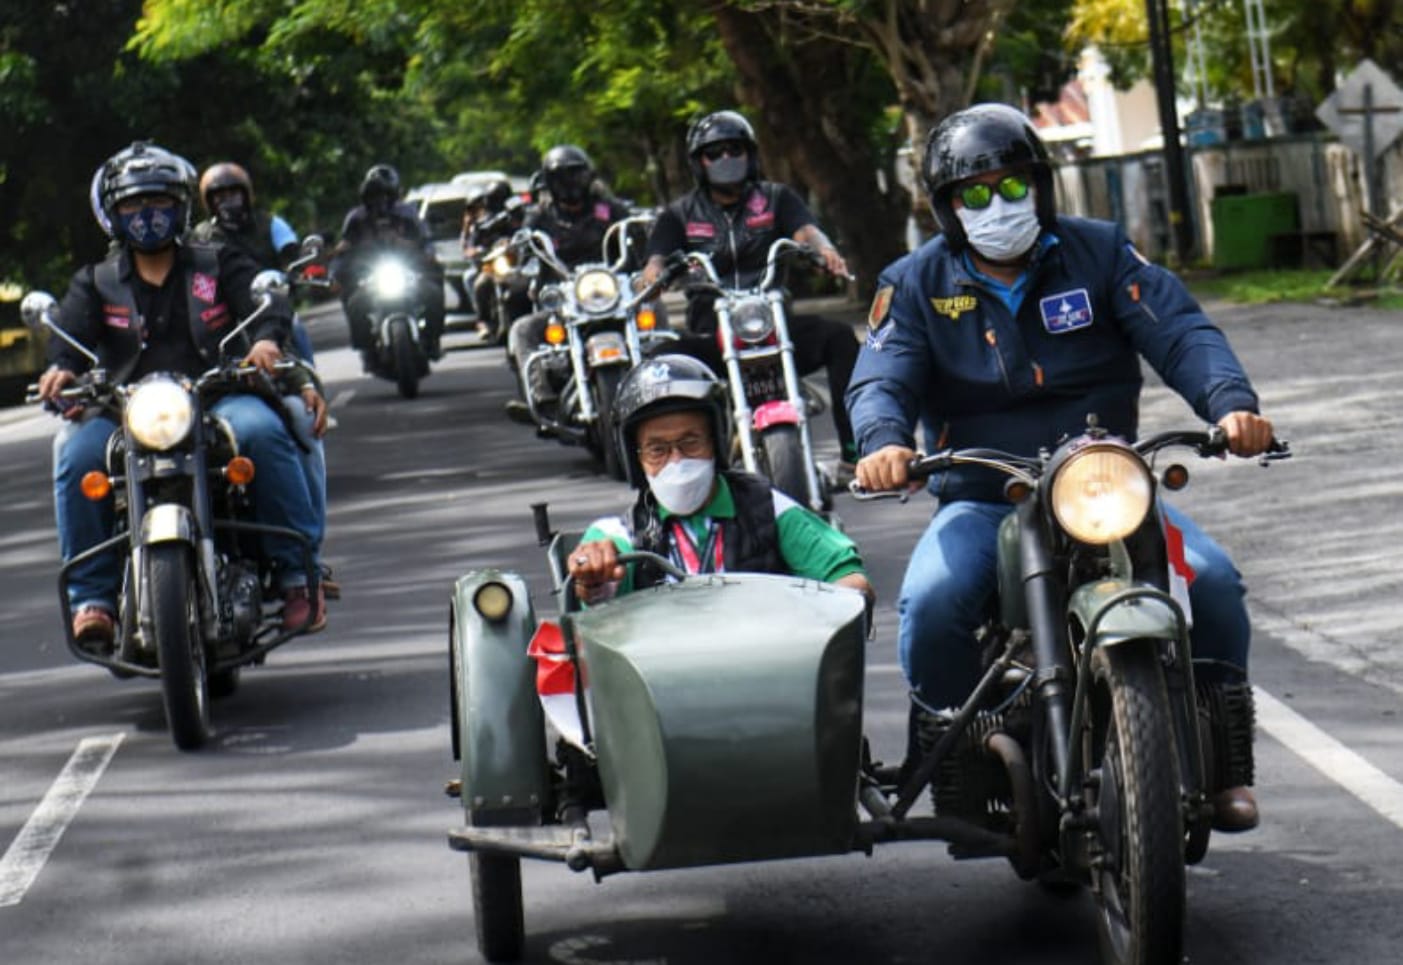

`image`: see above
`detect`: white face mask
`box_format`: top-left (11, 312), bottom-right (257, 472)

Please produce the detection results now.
top-left (956, 193), bottom-right (1042, 263)
top-left (646, 458), bottom-right (716, 515)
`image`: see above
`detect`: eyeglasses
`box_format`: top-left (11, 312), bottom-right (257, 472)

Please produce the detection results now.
top-left (638, 433), bottom-right (711, 464)
top-left (956, 174), bottom-right (1031, 210)
top-left (701, 142), bottom-right (747, 162)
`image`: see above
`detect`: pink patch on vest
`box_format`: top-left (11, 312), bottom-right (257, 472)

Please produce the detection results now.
top-left (685, 221), bottom-right (716, 239)
top-left (594, 202), bottom-right (612, 222)
top-left (744, 211), bottom-right (774, 229)
top-left (104, 314), bottom-right (129, 329)
top-left (192, 272), bottom-right (217, 304)
top-left (746, 191), bottom-right (768, 215)
top-left (200, 304), bottom-right (230, 330)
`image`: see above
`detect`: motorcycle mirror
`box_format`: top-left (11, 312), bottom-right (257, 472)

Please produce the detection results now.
top-left (22, 290), bottom-right (100, 367)
top-left (251, 269), bottom-right (290, 300)
top-left (299, 234), bottom-right (325, 257)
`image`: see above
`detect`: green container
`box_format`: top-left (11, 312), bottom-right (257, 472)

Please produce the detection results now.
top-left (1210, 191), bottom-right (1299, 269)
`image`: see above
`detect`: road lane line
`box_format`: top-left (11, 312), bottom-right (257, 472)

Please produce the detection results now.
top-left (329, 388), bottom-right (356, 409)
top-left (0, 733), bottom-right (124, 907)
top-left (1255, 687), bottom-right (1403, 830)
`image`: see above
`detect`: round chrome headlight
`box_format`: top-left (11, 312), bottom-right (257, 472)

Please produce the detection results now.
top-left (1049, 444), bottom-right (1153, 544)
top-left (369, 258), bottom-right (411, 300)
top-left (125, 378), bottom-right (195, 451)
top-left (573, 269), bottom-right (620, 313)
top-left (490, 251), bottom-right (515, 276)
top-left (731, 298), bottom-right (775, 343)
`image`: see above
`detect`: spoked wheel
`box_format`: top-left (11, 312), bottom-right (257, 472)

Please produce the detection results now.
top-left (470, 852), bottom-right (524, 962)
top-left (759, 425), bottom-right (811, 506)
top-left (1085, 642), bottom-right (1185, 965)
top-left (390, 318), bottom-right (421, 399)
top-left (148, 544), bottom-right (210, 751)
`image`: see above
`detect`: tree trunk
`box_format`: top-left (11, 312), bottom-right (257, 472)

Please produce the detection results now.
top-left (710, 4), bottom-right (909, 297)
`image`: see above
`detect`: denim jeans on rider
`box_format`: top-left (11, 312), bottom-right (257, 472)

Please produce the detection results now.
top-left (280, 394), bottom-right (326, 558)
top-left (897, 499), bottom-right (1250, 710)
top-left (53, 394), bottom-right (320, 614)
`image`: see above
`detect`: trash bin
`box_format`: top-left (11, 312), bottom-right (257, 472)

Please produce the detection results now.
top-left (1210, 191), bottom-right (1300, 269)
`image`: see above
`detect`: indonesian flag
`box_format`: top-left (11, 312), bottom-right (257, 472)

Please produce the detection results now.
top-left (1163, 513), bottom-right (1196, 630)
top-left (526, 620), bottom-right (590, 750)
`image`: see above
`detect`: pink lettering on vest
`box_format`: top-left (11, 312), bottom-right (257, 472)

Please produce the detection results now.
top-left (744, 211), bottom-right (774, 229)
top-left (200, 304), bottom-right (230, 330)
top-left (685, 221), bottom-right (716, 239)
top-left (104, 314), bottom-right (129, 329)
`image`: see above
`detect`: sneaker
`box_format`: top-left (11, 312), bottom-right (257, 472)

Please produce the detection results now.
top-left (282, 585), bottom-right (327, 634)
top-left (73, 606), bottom-right (116, 655)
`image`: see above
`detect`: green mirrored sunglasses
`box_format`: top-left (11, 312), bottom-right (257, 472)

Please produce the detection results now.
top-left (957, 174), bottom-right (1031, 210)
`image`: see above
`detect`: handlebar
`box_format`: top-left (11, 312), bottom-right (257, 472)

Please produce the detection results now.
top-left (679, 237), bottom-right (823, 294)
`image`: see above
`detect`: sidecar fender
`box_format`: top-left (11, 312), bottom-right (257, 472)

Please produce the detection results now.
top-left (1067, 579), bottom-right (1184, 646)
top-left (450, 569), bottom-right (550, 825)
top-left (139, 504), bottom-right (196, 546)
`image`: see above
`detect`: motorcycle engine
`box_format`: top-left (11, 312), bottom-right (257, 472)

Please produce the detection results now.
top-left (218, 557), bottom-right (263, 647)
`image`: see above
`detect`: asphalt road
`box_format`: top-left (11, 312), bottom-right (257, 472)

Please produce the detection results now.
top-left (2, 297), bottom-right (1403, 964)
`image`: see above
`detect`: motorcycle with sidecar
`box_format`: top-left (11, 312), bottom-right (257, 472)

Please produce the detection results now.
top-left (445, 423), bottom-right (1287, 963)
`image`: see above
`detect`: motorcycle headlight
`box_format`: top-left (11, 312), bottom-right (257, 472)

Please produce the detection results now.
top-left (490, 251), bottom-right (516, 276)
top-left (1049, 444), bottom-right (1153, 545)
top-left (573, 269), bottom-right (620, 313)
top-left (369, 259), bottom-right (411, 300)
top-left (731, 298), bottom-right (774, 343)
top-left (125, 378), bottom-right (195, 451)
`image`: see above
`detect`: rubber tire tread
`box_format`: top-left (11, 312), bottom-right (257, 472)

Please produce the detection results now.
top-left (593, 365), bottom-right (626, 481)
top-left (391, 318), bottom-right (421, 399)
top-left (149, 544), bottom-right (210, 751)
top-left (759, 424), bottom-right (811, 506)
top-left (471, 852), bottom-right (524, 962)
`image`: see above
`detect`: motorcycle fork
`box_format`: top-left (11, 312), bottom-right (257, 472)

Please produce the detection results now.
top-left (766, 291), bottom-right (824, 511)
top-left (564, 322), bottom-right (594, 423)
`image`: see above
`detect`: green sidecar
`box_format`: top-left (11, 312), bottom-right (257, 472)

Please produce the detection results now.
top-left (446, 523), bottom-right (867, 962)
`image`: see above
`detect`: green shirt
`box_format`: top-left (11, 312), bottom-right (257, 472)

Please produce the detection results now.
top-left (580, 475), bottom-right (865, 595)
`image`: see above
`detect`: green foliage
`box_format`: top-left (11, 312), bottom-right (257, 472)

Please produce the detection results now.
top-left (1189, 268), bottom-right (1336, 303)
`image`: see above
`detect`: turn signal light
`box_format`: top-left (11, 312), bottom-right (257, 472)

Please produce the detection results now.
top-left (636, 308), bottom-right (657, 331)
top-left (1162, 464), bottom-right (1190, 491)
top-left (81, 471), bottom-right (112, 501)
top-left (545, 323), bottom-right (566, 345)
top-left (226, 456), bottom-right (256, 486)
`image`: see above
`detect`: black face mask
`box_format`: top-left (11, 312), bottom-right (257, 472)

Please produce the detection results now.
top-left (214, 195), bottom-right (250, 231)
top-left (548, 168), bottom-right (591, 207)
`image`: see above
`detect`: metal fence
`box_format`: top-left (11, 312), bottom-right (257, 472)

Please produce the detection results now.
top-left (1051, 133), bottom-right (1392, 265)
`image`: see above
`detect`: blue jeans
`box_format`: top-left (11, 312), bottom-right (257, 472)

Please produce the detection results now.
top-left (897, 499), bottom-right (1250, 709)
top-left (280, 395), bottom-right (326, 556)
top-left (53, 394), bottom-right (320, 613)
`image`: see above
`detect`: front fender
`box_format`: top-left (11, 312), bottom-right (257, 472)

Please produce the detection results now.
top-left (450, 569), bottom-right (550, 825)
top-left (139, 503), bottom-right (196, 546)
top-left (1067, 579), bottom-right (1184, 646)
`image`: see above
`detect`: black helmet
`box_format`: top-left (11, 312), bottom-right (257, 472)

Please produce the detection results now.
top-left (686, 110), bottom-right (759, 185)
top-left (464, 178), bottom-right (513, 215)
top-left (96, 141), bottom-right (196, 246)
top-left (541, 145), bottom-right (594, 206)
top-left (614, 354), bottom-right (732, 488)
top-left (360, 163), bottom-right (401, 209)
top-left (199, 161), bottom-right (254, 213)
top-left (922, 103), bottom-right (1056, 250)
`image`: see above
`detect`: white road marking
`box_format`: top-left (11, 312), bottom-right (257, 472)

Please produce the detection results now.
top-left (1255, 687), bottom-right (1403, 830)
top-left (329, 388), bottom-right (356, 409)
top-left (0, 733), bottom-right (124, 907)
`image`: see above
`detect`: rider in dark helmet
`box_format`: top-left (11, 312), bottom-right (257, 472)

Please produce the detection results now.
top-left (38, 141), bottom-right (327, 640)
top-left (507, 145), bottom-right (632, 411)
top-left (641, 108), bottom-right (863, 481)
top-left (567, 354), bottom-right (873, 605)
top-left (848, 102), bottom-right (1274, 832)
top-left (462, 178), bottom-right (529, 341)
top-left (332, 162), bottom-right (446, 367)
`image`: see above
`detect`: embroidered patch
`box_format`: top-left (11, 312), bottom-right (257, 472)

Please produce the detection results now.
top-left (191, 272), bottom-right (217, 304)
top-left (746, 191), bottom-right (767, 215)
top-left (929, 295), bottom-right (977, 321)
top-left (104, 314), bottom-right (129, 329)
top-left (868, 286), bottom-right (894, 330)
top-left (200, 305), bottom-right (229, 330)
top-left (744, 211), bottom-right (774, 229)
top-left (685, 221), bottom-right (716, 240)
top-left (1039, 289), bottom-right (1093, 334)
top-left (594, 202), bottom-right (612, 222)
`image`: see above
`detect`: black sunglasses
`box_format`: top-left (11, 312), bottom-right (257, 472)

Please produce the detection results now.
top-left (701, 141), bottom-right (747, 162)
top-left (956, 174), bottom-right (1031, 210)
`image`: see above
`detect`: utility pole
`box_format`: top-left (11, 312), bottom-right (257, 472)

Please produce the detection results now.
top-left (1144, 0), bottom-right (1195, 265)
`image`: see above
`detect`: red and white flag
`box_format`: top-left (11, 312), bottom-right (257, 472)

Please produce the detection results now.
top-left (526, 620), bottom-right (590, 750)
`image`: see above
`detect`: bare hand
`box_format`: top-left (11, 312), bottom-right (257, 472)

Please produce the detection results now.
top-left (1217, 411), bottom-right (1274, 458)
top-left (568, 539), bottom-right (626, 599)
top-left (855, 444), bottom-right (918, 492)
top-left (37, 366), bottom-right (83, 418)
top-left (641, 254), bottom-right (666, 287)
top-left (301, 386), bottom-right (329, 438)
top-left (243, 338), bottom-right (282, 375)
top-left (819, 245), bottom-right (850, 280)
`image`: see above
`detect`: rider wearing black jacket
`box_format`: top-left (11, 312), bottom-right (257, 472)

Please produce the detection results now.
top-left (641, 110), bottom-right (862, 474)
top-left (332, 164), bottom-right (446, 367)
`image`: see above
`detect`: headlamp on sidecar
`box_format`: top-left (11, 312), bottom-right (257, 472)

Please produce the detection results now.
top-left (473, 581), bottom-right (513, 623)
top-left (124, 377), bottom-right (195, 451)
top-left (573, 269), bottom-right (620, 314)
top-left (369, 258), bottom-right (411, 300)
top-left (1048, 442), bottom-right (1152, 545)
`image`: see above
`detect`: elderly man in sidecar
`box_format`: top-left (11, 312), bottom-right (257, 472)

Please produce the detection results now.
top-left (568, 353), bottom-right (874, 604)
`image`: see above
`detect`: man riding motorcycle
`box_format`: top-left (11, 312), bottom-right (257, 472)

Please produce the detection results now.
top-left (461, 178), bottom-right (525, 340)
top-left (36, 141), bottom-right (326, 640)
top-left (506, 145), bottom-right (632, 412)
top-left (331, 163), bottom-right (446, 369)
top-left (567, 354), bottom-right (872, 606)
top-left (847, 103), bottom-right (1273, 831)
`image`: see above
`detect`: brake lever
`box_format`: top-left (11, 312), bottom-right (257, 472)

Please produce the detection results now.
top-left (847, 480), bottom-right (913, 503)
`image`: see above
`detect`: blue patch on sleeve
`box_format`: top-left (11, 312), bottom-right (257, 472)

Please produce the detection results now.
top-left (1039, 288), bottom-right (1094, 334)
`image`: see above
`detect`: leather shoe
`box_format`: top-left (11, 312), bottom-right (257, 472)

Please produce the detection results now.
top-left (282, 585), bottom-right (326, 634)
top-left (73, 606), bottom-right (116, 654)
top-left (1211, 785), bottom-right (1260, 832)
